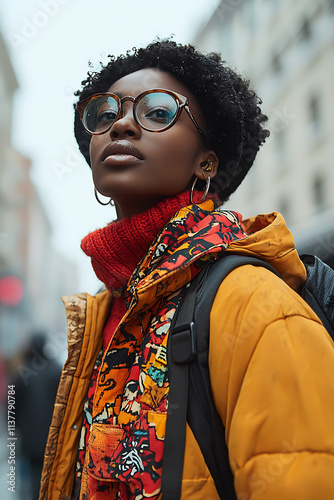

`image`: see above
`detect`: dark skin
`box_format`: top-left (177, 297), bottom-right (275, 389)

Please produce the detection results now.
top-left (89, 68), bottom-right (219, 220)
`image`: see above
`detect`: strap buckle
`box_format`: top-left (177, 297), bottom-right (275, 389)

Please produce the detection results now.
top-left (171, 322), bottom-right (197, 364)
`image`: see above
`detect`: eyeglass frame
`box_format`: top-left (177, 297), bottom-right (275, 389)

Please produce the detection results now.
top-left (76, 88), bottom-right (205, 138)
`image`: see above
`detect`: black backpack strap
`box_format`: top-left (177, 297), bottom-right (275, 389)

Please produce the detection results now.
top-left (163, 254), bottom-right (280, 499)
top-left (300, 254), bottom-right (334, 340)
top-left (162, 267), bottom-right (209, 500)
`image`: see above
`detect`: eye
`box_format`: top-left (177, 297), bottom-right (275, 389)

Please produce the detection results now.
top-left (97, 109), bottom-right (118, 124)
top-left (144, 106), bottom-right (175, 124)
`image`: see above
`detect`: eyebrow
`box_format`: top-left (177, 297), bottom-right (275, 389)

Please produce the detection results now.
top-left (108, 91), bottom-right (139, 99)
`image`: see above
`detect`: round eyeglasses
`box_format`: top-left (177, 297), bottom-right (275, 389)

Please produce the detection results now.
top-left (76, 89), bottom-right (204, 137)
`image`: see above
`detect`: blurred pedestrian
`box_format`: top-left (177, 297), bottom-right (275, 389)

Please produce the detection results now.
top-left (14, 333), bottom-right (61, 500)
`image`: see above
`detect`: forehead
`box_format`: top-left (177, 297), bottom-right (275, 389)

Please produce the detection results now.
top-left (107, 68), bottom-right (194, 99)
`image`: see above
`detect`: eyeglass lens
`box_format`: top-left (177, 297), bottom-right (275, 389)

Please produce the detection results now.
top-left (82, 92), bottom-right (179, 134)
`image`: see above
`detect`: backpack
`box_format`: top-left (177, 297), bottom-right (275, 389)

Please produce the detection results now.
top-left (162, 253), bottom-right (334, 500)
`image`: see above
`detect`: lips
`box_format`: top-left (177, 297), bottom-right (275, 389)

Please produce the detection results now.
top-left (101, 140), bottom-right (144, 163)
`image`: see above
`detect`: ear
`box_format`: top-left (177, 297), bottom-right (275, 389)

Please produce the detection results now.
top-left (194, 150), bottom-right (219, 180)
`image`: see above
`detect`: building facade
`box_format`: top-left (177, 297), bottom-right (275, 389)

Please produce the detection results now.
top-left (193, 0), bottom-right (334, 266)
top-left (0, 31), bottom-right (77, 357)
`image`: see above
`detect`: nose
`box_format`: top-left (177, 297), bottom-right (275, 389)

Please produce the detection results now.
top-left (109, 99), bottom-right (141, 139)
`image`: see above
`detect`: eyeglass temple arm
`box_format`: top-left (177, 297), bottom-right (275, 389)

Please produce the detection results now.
top-left (184, 104), bottom-right (205, 138)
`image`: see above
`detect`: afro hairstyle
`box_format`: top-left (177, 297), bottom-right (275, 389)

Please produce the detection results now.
top-left (74, 39), bottom-right (269, 203)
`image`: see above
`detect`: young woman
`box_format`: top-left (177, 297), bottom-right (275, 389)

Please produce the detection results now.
top-left (39, 40), bottom-right (334, 500)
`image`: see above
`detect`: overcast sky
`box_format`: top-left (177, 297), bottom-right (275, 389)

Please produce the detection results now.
top-left (0, 0), bottom-right (220, 293)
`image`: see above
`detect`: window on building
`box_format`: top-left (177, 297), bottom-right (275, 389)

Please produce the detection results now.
top-left (308, 94), bottom-right (322, 139)
top-left (313, 173), bottom-right (326, 211)
top-left (272, 52), bottom-right (282, 74)
top-left (309, 95), bottom-right (320, 123)
top-left (299, 18), bottom-right (312, 42)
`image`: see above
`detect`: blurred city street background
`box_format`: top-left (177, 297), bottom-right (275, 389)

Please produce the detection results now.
top-left (0, 0), bottom-right (334, 498)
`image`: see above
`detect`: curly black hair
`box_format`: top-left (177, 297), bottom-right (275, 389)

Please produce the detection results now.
top-left (74, 39), bottom-right (269, 203)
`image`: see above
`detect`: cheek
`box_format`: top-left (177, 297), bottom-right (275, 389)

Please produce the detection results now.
top-left (89, 136), bottom-right (101, 165)
top-left (89, 137), bottom-right (108, 189)
top-left (150, 131), bottom-right (202, 171)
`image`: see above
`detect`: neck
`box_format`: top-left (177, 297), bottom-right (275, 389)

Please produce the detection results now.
top-left (114, 194), bottom-right (167, 220)
top-left (81, 189), bottom-right (201, 294)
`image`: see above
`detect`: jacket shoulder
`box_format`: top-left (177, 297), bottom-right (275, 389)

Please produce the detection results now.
top-left (207, 263), bottom-right (328, 429)
top-left (208, 264), bottom-right (334, 499)
top-left (212, 263), bottom-right (321, 326)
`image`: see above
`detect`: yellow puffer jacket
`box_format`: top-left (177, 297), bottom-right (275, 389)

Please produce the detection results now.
top-left (39, 204), bottom-right (334, 500)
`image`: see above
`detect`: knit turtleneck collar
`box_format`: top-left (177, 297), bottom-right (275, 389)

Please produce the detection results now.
top-left (81, 190), bottom-right (206, 295)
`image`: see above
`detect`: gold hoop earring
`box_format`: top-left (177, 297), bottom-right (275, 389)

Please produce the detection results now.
top-left (190, 176), bottom-right (211, 204)
top-left (94, 188), bottom-right (113, 206)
